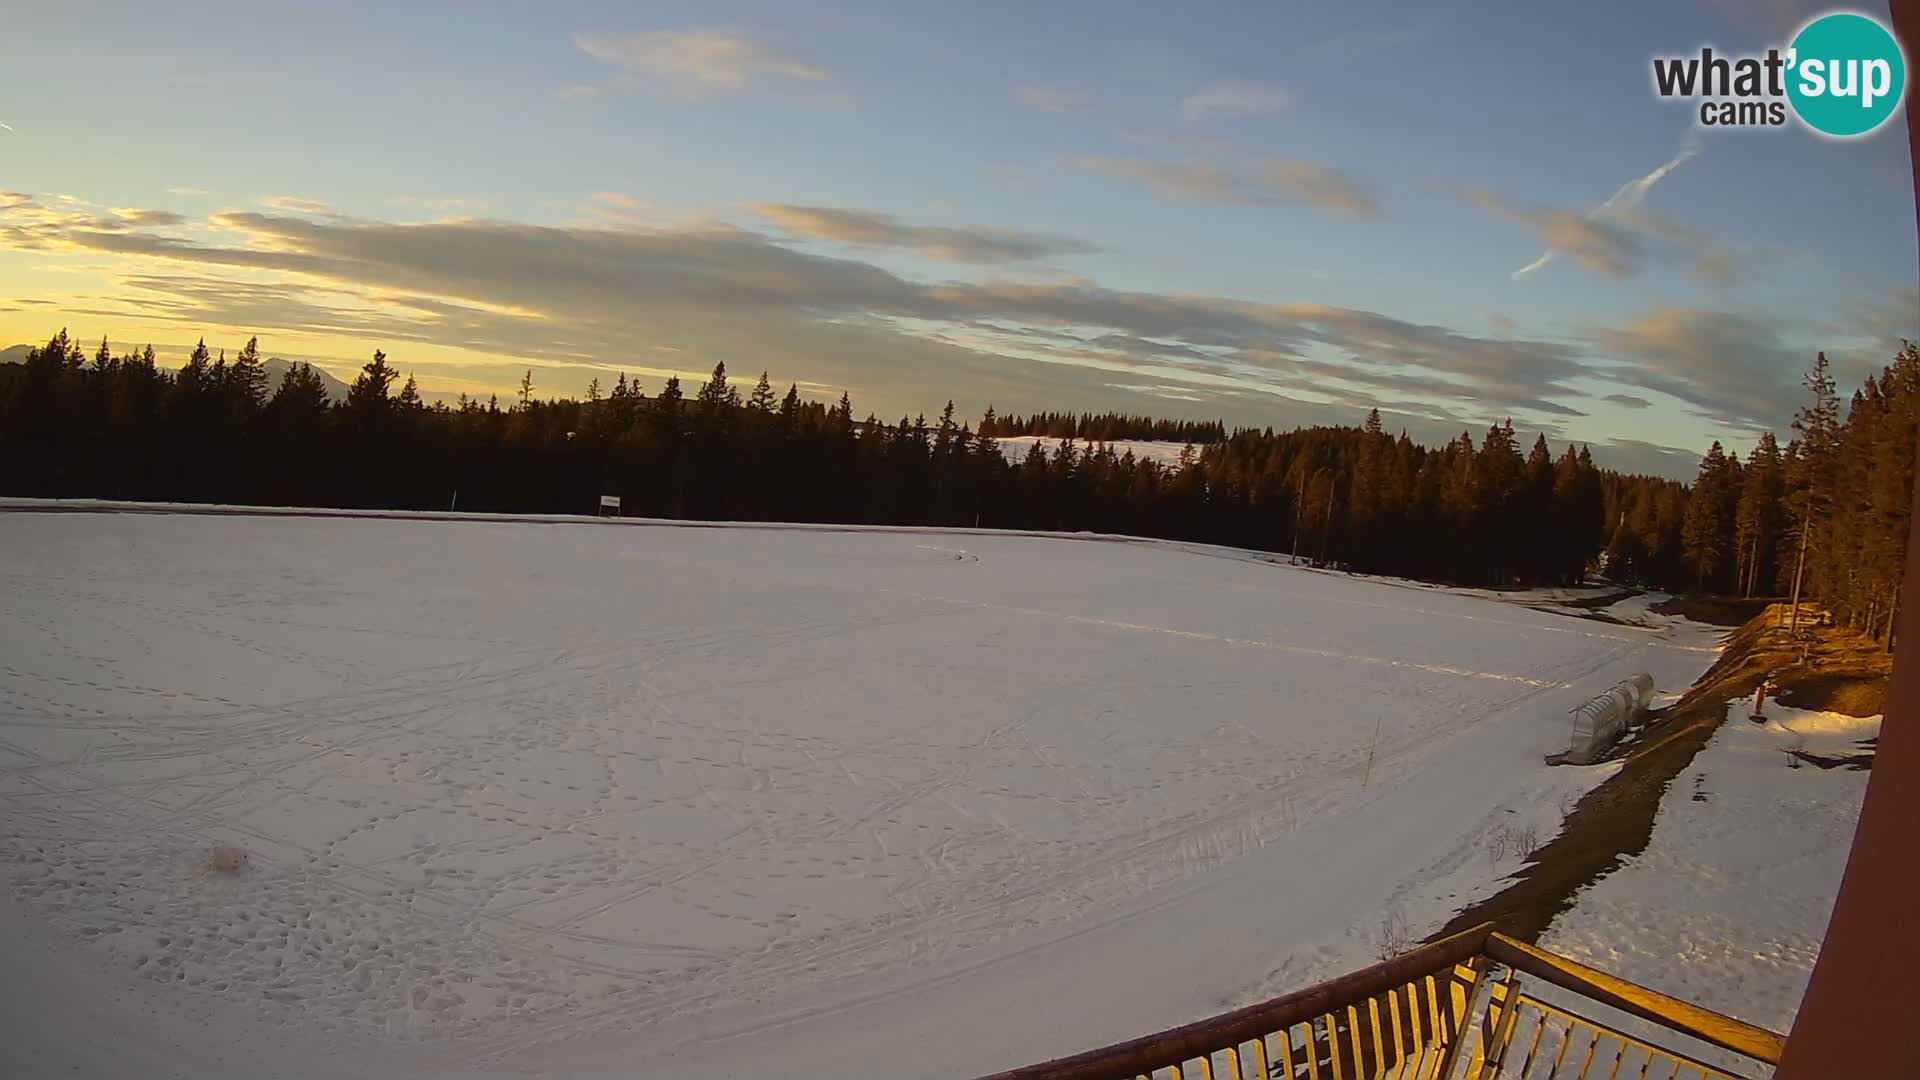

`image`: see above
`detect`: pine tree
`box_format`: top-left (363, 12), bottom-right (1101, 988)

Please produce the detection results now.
top-left (972, 406), bottom-right (1000, 470)
top-left (1681, 441), bottom-right (1737, 591)
top-left (696, 362), bottom-right (731, 413)
top-left (271, 362), bottom-right (332, 416)
top-left (748, 371), bottom-right (776, 412)
top-left (1784, 352), bottom-right (1841, 632)
top-left (228, 336), bottom-right (267, 412)
top-left (347, 350), bottom-right (398, 413)
top-left (1733, 432), bottom-right (1783, 597)
top-left (178, 338), bottom-right (212, 394)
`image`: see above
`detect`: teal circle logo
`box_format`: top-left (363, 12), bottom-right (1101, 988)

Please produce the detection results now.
top-left (1786, 12), bottom-right (1907, 137)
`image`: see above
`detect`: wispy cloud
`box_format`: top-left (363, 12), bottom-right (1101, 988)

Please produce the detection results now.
top-left (258, 195), bottom-right (339, 216)
top-left (3, 187), bottom-right (1828, 467)
top-left (1083, 157), bottom-right (1378, 217)
top-left (1507, 130), bottom-right (1701, 279)
top-left (578, 191), bottom-right (667, 228)
top-left (1604, 393), bottom-right (1653, 409)
top-left (592, 192), bottom-right (651, 211)
top-left (573, 29), bottom-right (828, 95)
top-left (110, 208), bottom-right (189, 227)
top-left (1475, 192), bottom-right (1642, 277)
top-left (1175, 81), bottom-right (1289, 125)
top-left (166, 186), bottom-right (209, 197)
top-left (1582, 306), bottom-right (1807, 429)
top-left (1012, 84), bottom-right (1087, 114)
top-left (746, 203), bottom-right (1097, 264)
top-left (0, 193), bottom-right (1587, 432)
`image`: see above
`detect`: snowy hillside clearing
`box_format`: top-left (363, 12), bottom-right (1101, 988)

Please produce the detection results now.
top-left (995, 435), bottom-right (1193, 468)
top-left (0, 507), bottom-right (1723, 1078)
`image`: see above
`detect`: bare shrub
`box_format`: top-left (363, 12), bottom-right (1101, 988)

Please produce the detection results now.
top-left (1513, 823), bottom-right (1541, 860)
top-left (1374, 907), bottom-right (1412, 960)
top-left (1485, 829), bottom-right (1510, 871)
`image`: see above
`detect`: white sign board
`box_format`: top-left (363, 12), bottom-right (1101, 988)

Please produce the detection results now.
top-left (598, 495), bottom-right (621, 513)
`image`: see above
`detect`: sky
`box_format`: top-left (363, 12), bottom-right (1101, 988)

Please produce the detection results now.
top-left (2, 0), bottom-right (1916, 478)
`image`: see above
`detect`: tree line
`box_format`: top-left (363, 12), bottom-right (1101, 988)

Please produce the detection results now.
top-left (0, 329), bottom-right (1912, 628)
top-left (1660, 347), bottom-right (1919, 643)
top-left (979, 410), bottom-right (1226, 444)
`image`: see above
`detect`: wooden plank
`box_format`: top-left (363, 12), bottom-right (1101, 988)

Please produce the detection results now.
top-left (1369, 996), bottom-right (1388, 1079)
top-left (1397, 983), bottom-right (1413, 1076)
top-left (1247, 1036), bottom-right (1271, 1080)
top-left (1484, 935), bottom-right (1785, 1066)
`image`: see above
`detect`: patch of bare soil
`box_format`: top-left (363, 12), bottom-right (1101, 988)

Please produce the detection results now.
top-left (1647, 595), bottom-right (1778, 628)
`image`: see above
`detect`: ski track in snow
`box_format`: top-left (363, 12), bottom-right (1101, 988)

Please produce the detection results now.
top-left (0, 508), bottom-right (1728, 1077)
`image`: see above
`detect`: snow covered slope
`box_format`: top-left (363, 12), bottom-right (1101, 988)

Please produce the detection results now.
top-left (0, 508), bottom-right (1723, 1078)
top-left (995, 435), bottom-right (1192, 467)
top-left (1542, 703), bottom-right (1879, 1033)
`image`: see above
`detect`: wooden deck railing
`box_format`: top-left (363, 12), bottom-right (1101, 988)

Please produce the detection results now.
top-left (975, 925), bottom-right (1785, 1080)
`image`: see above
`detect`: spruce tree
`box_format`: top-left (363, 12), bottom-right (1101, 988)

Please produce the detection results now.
top-left (748, 371), bottom-right (776, 412)
top-left (1733, 432), bottom-right (1783, 597)
top-left (1682, 442), bottom-right (1737, 591)
top-left (347, 350), bottom-right (398, 413)
top-left (1784, 352), bottom-right (1841, 631)
top-left (696, 362), bottom-right (731, 413)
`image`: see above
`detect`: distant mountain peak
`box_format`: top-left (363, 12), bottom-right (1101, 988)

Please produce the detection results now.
top-left (2, 345), bottom-right (351, 403)
top-left (261, 357), bottom-right (351, 402)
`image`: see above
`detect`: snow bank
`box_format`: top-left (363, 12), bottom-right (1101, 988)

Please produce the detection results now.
top-left (1540, 703), bottom-right (1878, 1033)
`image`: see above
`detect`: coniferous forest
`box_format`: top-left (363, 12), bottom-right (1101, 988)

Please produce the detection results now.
top-left (1, 329), bottom-right (1914, 637)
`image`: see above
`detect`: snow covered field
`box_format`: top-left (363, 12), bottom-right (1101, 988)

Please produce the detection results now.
top-left (1543, 703), bottom-right (1880, 1034)
top-left (995, 435), bottom-right (1191, 467)
top-left (0, 507), bottom-right (1726, 1078)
